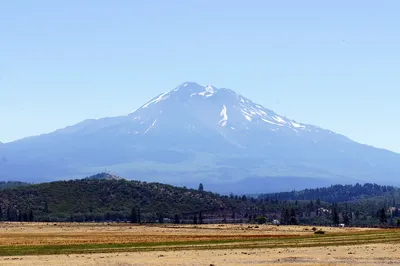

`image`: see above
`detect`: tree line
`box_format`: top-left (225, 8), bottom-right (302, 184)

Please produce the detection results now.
top-left (0, 176), bottom-right (398, 226)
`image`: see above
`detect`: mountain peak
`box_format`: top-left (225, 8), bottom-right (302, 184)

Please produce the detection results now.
top-left (139, 82), bottom-right (219, 109)
top-left (175, 82), bottom-right (217, 96)
top-left (130, 82), bottom-right (318, 138)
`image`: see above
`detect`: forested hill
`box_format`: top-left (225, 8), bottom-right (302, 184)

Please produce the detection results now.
top-left (1, 175), bottom-right (399, 226)
top-left (0, 175), bottom-right (251, 222)
top-left (258, 183), bottom-right (399, 203)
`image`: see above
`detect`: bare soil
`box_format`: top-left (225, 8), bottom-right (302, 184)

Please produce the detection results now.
top-left (0, 223), bottom-right (394, 265)
top-left (0, 223), bottom-right (367, 246)
top-left (1, 243), bottom-right (399, 266)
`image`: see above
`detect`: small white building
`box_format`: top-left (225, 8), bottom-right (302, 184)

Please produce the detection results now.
top-left (272, 219), bottom-right (280, 225)
top-left (318, 207), bottom-right (331, 214)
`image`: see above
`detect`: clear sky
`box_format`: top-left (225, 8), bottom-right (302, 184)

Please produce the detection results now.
top-left (1, 1), bottom-right (399, 153)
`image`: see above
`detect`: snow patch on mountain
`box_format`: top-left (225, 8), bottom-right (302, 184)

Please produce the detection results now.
top-left (273, 116), bottom-right (286, 124)
top-left (205, 85), bottom-right (215, 94)
top-left (219, 105), bottom-right (228, 127)
top-left (262, 118), bottom-right (283, 126)
top-left (142, 92), bottom-right (170, 108)
top-left (191, 84), bottom-right (216, 97)
top-left (144, 119), bottom-right (158, 134)
top-left (291, 121), bottom-right (305, 128)
top-left (244, 115), bottom-right (252, 121)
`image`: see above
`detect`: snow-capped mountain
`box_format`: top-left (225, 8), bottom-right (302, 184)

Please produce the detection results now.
top-left (133, 81), bottom-right (312, 135)
top-left (110, 82), bottom-right (344, 149)
top-left (0, 82), bottom-right (399, 193)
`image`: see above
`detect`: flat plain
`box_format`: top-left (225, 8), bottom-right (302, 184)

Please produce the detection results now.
top-left (0, 223), bottom-right (398, 265)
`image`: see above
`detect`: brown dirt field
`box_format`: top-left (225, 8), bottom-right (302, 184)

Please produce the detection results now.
top-left (1, 243), bottom-right (399, 266)
top-left (0, 223), bottom-right (371, 246)
top-left (0, 223), bottom-right (390, 265)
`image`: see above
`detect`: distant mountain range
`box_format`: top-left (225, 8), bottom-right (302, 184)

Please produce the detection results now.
top-left (1, 82), bottom-right (399, 193)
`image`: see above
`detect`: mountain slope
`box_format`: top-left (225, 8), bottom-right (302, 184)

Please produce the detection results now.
top-left (0, 82), bottom-right (399, 192)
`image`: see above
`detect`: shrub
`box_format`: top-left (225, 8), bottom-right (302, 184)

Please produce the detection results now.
top-left (255, 216), bottom-right (267, 224)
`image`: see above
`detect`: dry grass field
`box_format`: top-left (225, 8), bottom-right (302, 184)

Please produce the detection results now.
top-left (0, 223), bottom-right (398, 265)
top-left (0, 222), bottom-right (370, 246)
top-left (2, 244), bottom-right (400, 266)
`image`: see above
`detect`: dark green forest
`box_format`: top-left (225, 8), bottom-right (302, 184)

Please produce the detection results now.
top-left (0, 173), bottom-right (399, 226)
top-left (258, 183), bottom-right (398, 202)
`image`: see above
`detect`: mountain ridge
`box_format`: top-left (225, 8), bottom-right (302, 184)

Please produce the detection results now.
top-left (6, 82), bottom-right (396, 154)
top-left (0, 82), bottom-right (399, 192)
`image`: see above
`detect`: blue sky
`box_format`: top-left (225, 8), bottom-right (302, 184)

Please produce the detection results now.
top-left (1, 1), bottom-right (399, 152)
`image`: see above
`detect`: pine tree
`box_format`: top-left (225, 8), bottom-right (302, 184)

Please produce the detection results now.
top-left (174, 214), bottom-right (180, 224)
top-left (199, 212), bottom-right (204, 224)
top-left (198, 183), bottom-right (204, 192)
top-left (355, 210), bottom-right (360, 220)
top-left (380, 208), bottom-right (387, 224)
top-left (137, 208), bottom-right (141, 224)
top-left (282, 208), bottom-right (290, 225)
top-left (158, 214), bottom-right (164, 224)
top-left (130, 207), bottom-right (138, 223)
top-left (289, 209), bottom-right (297, 225)
top-left (23, 212), bottom-right (28, 222)
top-left (6, 207), bottom-right (11, 221)
top-left (44, 200), bottom-right (49, 213)
top-left (332, 205), bottom-right (340, 225)
top-left (343, 213), bottom-right (350, 225)
top-left (28, 210), bottom-right (34, 222)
